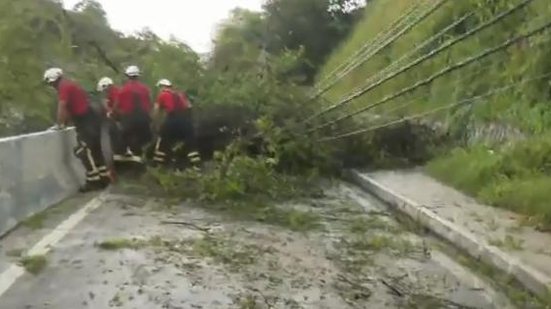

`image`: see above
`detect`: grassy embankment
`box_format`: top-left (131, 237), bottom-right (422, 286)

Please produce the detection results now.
top-left (317, 0), bottom-right (551, 226)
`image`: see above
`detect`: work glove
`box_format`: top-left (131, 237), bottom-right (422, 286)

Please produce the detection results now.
top-left (48, 124), bottom-right (65, 131)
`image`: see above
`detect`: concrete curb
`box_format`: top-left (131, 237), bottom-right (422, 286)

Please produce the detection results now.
top-left (349, 170), bottom-right (551, 299)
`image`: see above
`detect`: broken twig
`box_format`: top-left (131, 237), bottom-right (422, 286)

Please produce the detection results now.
top-left (250, 287), bottom-right (275, 309)
top-left (161, 221), bottom-right (211, 232)
top-left (381, 279), bottom-right (405, 297)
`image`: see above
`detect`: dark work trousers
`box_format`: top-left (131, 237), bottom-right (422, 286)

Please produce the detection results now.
top-left (153, 110), bottom-right (201, 167)
top-left (117, 111), bottom-right (152, 164)
top-left (73, 111), bottom-right (109, 184)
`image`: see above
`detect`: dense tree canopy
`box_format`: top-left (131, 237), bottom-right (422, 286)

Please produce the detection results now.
top-left (210, 0), bottom-right (363, 83)
top-left (0, 0), bottom-right (202, 135)
top-left (0, 0), bottom-right (362, 136)
top-left (263, 0), bottom-right (363, 82)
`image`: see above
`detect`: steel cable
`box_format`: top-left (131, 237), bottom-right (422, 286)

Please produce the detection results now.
top-left (315, 1), bottom-right (429, 91)
top-left (322, 11), bottom-right (474, 113)
top-left (373, 57), bottom-right (500, 120)
top-left (375, 12), bottom-right (551, 120)
top-left (317, 55), bottom-right (503, 131)
top-left (305, 0), bottom-right (536, 124)
top-left (304, 57), bottom-right (498, 132)
top-left (319, 71), bottom-right (551, 142)
top-left (308, 18), bottom-right (551, 133)
top-left (315, 1), bottom-right (424, 91)
top-left (312, 0), bottom-right (449, 99)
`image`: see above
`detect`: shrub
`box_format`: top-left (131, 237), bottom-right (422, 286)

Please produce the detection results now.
top-left (427, 145), bottom-right (503, 196)
top-left (427, 133), bottom-right (551, 226)
top-left (479, 175), bottom-right (551, 224)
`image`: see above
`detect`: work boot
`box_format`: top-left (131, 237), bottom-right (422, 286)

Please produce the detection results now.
top-left (186, 151), bottom-right (202, 172)
top-left (78, 181), bottom-right (104, 193)
top-left (100, 175), bottom-right (112, 187)
top-left (98, 166), bottom-right (113, 187)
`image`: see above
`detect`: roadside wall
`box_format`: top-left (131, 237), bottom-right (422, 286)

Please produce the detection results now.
top-left (0, 129), bottom-right (84, 237)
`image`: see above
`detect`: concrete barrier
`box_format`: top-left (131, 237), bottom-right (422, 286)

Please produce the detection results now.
top-left (0, 129), bottom-right (84, 237)
top-left (349, 170), bottom-right (551, 299)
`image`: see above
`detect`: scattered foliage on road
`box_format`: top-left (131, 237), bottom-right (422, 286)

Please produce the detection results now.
top-left (96, 238), bottom-right (150, 251)
top-left (19, 255), bottom-right (47, 275)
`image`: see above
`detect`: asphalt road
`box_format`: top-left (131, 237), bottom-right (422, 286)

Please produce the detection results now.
top-left (0, 184), bottom-right (515, 309)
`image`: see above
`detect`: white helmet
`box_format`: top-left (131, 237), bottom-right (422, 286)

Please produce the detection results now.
top-left (97, 77), bottom-right (113, 91)
top-left (156, 79), bottom-right (172, 87)
top-left (43, 68), bottom-right (63, 83)
top-left (125, 65), bottom-right (140, 77)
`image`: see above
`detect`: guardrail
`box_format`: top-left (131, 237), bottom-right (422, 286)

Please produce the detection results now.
top-left (0, 129), bottom-right (84, 237)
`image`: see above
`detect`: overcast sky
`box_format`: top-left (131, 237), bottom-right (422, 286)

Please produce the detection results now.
top-left (62, 0), bottom-right (264, 53)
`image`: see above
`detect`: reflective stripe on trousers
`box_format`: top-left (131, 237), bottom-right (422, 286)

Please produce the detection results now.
top-left (153, 138), bottom-right (166, 163)
top-left (188, 151), bottom-right (201, 163)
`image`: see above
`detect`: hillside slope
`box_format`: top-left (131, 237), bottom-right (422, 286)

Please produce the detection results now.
top-left (316, 0), bottom-right (551, 226)
top-left (317, 0), bottom-right (551, 138)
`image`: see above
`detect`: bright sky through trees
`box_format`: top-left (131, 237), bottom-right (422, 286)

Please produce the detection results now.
top-left (62, 0), bottom-right (264, 52)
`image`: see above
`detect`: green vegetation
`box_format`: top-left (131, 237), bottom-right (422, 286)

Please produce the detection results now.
top-left (139, 110), bottom-right (328, 231)
top-left (142, 161), bottom-right (322, 231)
top-left (0, 0), bottom-right (373, 233)
top-left (349, 234), bottom-right (414, 256)
top-left (19, 255), bottom-right (48, 275)
top-left (0, 0), bottom-right (362, 136)
top-left (96, 238), bottom-right (149, 250)
top-left (97, 236), bottom-right (175, 252)
top-left (191, 236), bottom-right (264, 270)
top-left (20, 196), bottom-right (91, 230)
top-left (97, 235), bottom-right (266, 272)
top-left (212, 0), bottom-right (363, 83)
top-left (349, 216), bottom-right (401, 234)
top-left (332, 231), bottom-right (415, 275)
top-left (0, 0), bottom-right (202, 135)
top-left (22, 212), bottom-right (47, 230)
top-left (319, 0), bottom-right (551, 131)
top-left (4, 0), bottom-right (551, 304)
top-left (427, 133), bottom-right (551, 226)
top-left (109, 292), bottom-right (125, 307)
top-left (489, 234), bottom-right (524, 251)
top-left (285, 209), bottom-right (321, 231)
top-left (238, 295), bottom-right (260, 309)
top-left (316, 0), bottom-right (551, 224)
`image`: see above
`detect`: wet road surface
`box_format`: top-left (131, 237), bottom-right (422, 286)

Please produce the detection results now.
top-left (0, 184), bottom-right (517, 308)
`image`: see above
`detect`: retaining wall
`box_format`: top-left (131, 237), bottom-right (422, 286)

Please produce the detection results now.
top-left (0, 129), bottom-right (84, 237)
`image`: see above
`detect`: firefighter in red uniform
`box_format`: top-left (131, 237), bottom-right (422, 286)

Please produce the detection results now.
top-left (152, 79), bottom-right (201, 169)
top-left (43, 68), bottom-right (110, 192)
top-left (115, 65), bottom-right (152, 166)
top-left (97, 77), bottom-right (124, 166)
top-left (97, 77), bottom-right (119, 119)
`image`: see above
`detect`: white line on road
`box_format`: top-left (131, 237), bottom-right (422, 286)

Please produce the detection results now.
top-left (0, 195), bottom-right (105, 298)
